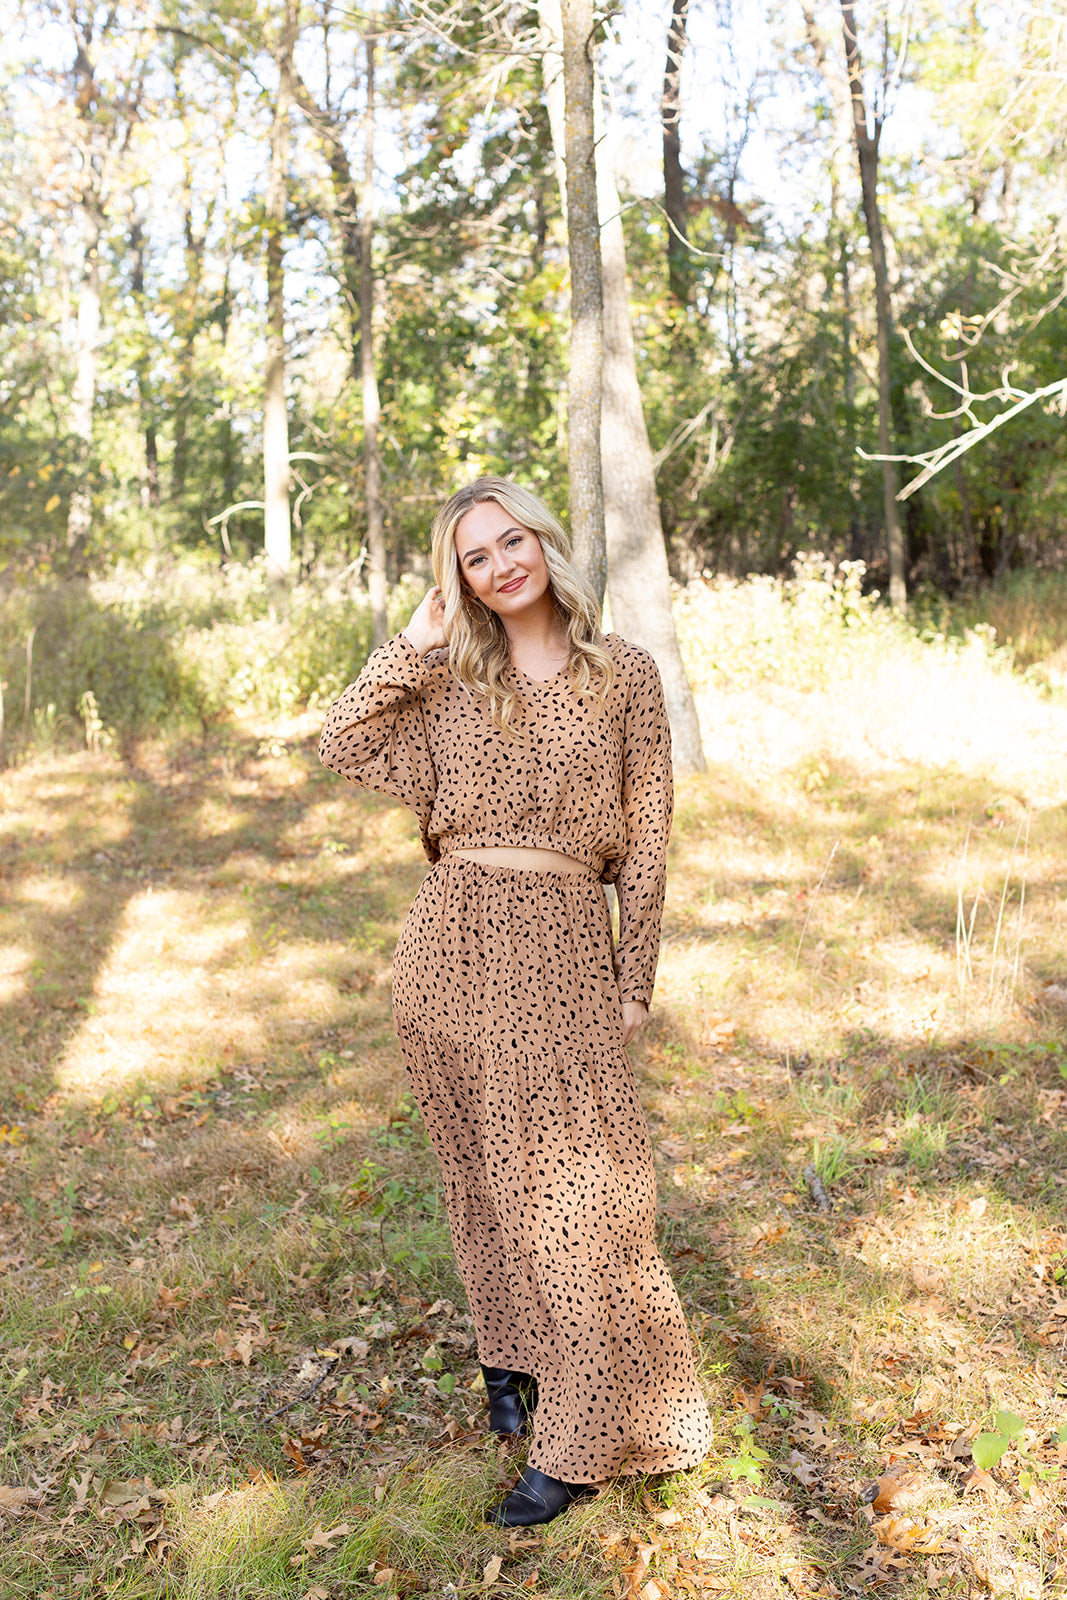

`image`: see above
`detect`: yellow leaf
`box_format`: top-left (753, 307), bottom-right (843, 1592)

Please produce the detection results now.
top-left (45, 494), bottom-right (61, 513)
top-left (483, 1554), bottom-right (503, 1586)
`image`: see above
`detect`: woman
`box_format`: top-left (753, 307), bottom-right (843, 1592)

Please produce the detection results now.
top-left (319, 478), bottom-right (711, 1527)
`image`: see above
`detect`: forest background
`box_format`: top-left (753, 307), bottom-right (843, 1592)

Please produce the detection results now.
top-left (2, 0), bottom-right (1066, 751)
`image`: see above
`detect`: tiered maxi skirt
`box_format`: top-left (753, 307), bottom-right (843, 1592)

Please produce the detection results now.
top-left (392, 856), bottom-right (712, 1485)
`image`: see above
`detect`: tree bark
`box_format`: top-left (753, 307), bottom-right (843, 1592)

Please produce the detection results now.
top-left (839, 0), bottom-right (906, 609)
top-left (67, 184), bottom-right (101, 563)
top-left (264, 4), bottom-right (296, 585)
top-left (361, 16), bottom-right (388, 647)
top-left (290, 63), bottom-right (362, 378)
top-left (65, 31), bottom-right (104, 565)
top-left (559, 0), bottom-right (606, 607)
top-left (661, 0), bottom-right (690, 305)
top-left (540, 0), bottom-right (706, 772)
top-left (130, 217), bottom-right (159, 508)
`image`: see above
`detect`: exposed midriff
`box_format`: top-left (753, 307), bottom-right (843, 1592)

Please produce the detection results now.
top-left (451, 845), bottom-right (592, 874)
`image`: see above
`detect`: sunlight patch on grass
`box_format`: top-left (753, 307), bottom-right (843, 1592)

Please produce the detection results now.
top-left (14, 873), bottom-right (82, 908)
top-left (0, 943), bottom-right (32, 1005)
top-left (54, 890), bottom-right (259, 1097)
top-left (167, 1474), bottom-right (310, 1596)
top-left (678, 576), bottom-right (1067, 806)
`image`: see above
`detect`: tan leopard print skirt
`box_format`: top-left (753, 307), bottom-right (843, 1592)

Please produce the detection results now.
top-left (391, 856), bottom-right (711, 1485)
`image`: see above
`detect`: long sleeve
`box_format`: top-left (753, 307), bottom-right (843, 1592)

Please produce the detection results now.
top-left (318, 634), bottom-right (438, 847)
top-left (614, 652), bottom-right (674, 1006)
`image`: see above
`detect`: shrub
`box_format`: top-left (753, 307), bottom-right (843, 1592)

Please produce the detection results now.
top-left (0, 562), bottom-right (426, 752)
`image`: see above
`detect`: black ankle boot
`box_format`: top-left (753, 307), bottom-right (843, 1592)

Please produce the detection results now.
top-left (485, 1465), bottom-right (593, 1528)
top-left (481, 1365), bottom-right (536, 1437)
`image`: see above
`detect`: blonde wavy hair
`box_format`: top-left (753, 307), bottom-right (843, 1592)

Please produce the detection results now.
top-left (430, 477), bottom-right (615, 736)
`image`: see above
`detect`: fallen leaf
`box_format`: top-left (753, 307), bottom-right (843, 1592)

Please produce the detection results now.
top-left (870, 1471), bottom-right (940, 1515)
top-left (324, 1336), bottom-right (370, 1362)
top-left (852, 1540), bottom-right (911, 1586)
top-left (304, 1521), bottom-right (353, 1554)
top-left (100, 1479), bottom-right (142, 1508)
top-left (789, 1409), bottom-right (835, 1450)
top-left (483, 1554), bottom-right (503, 1586)
top-left (910, 1261), bottom-right (945, 1294)
top-left (657, 1139), bottom-right (691, 1161)
top-left (624, 1540), bottom-right (658, 1600)
top-left (787, 1450), bottom-right (821, 1488)
top-left (872, 1514), bottom-right (945, 1554)
top-left (961, 1464), bottom-right (998, 1499)
top-left (0, 1485), bottom-right (42, 1517)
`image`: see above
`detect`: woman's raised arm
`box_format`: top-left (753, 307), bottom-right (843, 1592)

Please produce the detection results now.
top-left (318, 613), bottom-right (439, 827)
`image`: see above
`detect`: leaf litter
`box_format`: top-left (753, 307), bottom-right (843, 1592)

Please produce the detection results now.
top-left (2, 729), bottom-right (1067, 1595)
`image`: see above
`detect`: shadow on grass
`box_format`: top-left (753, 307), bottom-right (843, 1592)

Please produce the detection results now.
top-left (0, 738), bottom-right (1065, 1596)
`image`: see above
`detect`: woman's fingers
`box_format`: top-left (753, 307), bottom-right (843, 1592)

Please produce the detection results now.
top-left (621, 1001), bottom-right (649, 1045)
top-left (403, 587), bottom-right (447, 654)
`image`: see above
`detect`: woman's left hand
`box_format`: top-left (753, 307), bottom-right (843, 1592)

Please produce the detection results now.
top-left (621, 1001), bottom-right (649, 1046)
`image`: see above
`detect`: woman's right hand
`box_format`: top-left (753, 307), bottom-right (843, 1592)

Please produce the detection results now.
top-left (402, 586), bottom-right (447, 657)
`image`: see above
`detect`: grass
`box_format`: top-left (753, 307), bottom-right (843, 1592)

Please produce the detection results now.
top-left (1, 574), bottom-right (1066, 1597)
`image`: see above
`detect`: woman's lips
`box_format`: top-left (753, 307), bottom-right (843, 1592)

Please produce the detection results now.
top-left (498, 575), bottom-right (526, 593)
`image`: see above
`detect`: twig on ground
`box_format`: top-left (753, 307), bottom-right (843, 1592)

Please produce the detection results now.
top-left (803, 1165), bottom-right (833, 1212)
top-left (258, 1356), bottom-right (339, 1422)
top-left (792, 842), bottom-right (839, 973)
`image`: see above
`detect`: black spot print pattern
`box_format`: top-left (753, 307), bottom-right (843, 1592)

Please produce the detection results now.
top-left (318, 632), bottom-right (673, 1005)
top-left (319, 636), bottom-right (712, 1484)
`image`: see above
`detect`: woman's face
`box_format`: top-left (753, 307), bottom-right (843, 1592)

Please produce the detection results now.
top-left (454, 499), bottom-right (553, 621)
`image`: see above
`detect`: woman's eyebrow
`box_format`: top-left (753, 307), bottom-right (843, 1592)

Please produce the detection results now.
top-left (461, 527), bottom-right (525, 561)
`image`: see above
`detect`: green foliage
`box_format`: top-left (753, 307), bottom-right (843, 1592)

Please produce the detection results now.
top-left (940, 570), bottom-right (1067, 685)
top-left (972, 1408), bottom-right (1024, 1471)
top-left (0, 564), bottom-right (431, 745)
top-left (722, 1413), bottom-right (772, 1484)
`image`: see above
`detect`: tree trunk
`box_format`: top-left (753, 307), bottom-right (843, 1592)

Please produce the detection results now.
top-left (839, 0), bottom-right (906, 609)
top-left (661, 0), bottom-right (690, 305)
top-left (559, 0), bottom-right (605, 607)
top-left (66, 186), bottom-right (101, 563)
top-left (130, 217), bottom-right (159, 509)
top-left (264, 5), bottom-right (296, 585)
top-left (170, 59), bottom-right (204, 506)
top-left (541, 0), bottom-right (706, 772)
top-left (801, 4), bottom-right (862, 561)
top-left (362, 18), bottom-right (388, 647)
top-left (290, 63), bottom-right (362, 378)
